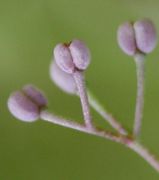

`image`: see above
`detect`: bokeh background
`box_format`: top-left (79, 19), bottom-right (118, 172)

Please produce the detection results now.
top-left (0, 0), bottom-right (159, 179)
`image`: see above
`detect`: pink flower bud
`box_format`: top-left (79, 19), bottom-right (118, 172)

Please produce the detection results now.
top-left (50, 61), bottom-right (77, 94)
top-left (117, 22), bottom-right (136, 56)
top-left (54, 44), bottom-right (75, 74)
top-left (134, 19), bottom-right (157, 54)
top-left (8, 85), bottom-right (47, 122)
top-left (23, 85), bottom-right (47, 108)
top-left (54, 39), bottom-right (91, 74)
top-left (69, 40), bottom-right (91, 70)
top-left (117, 19), bottom-right (157, 55)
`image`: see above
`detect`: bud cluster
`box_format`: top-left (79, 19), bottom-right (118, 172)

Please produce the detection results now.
top-left (6, 19), bottom-right (159, 172)
top-left (8, 19), bottom-right (158, 122)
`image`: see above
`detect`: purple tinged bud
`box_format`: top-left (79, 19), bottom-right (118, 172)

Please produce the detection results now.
top-left (53, 39), bottom-right (91, 73)
top-left (23, 85), bottom-right (47, 108)
top-left (54, 44), bottom-right (75, 74)
top-left (50, 61), bottom-right (77, 94)
top-left (8, 91), bottom-right (39, 122)
top-left (69, 39), bottom-right (91, 70)
top-left (117, 19), bottom-right (157, 55)
top-left (134, 19), bottom-right (157, 54)
top-left (8, 85), bottom-right (47, 122)
top-left (117, 22), bottom-right (136, 56)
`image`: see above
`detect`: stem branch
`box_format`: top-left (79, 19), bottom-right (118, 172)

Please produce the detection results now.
top-left (87, 90), bottom-right (128, 135)
top-left (73, 71), bottom-right (93, 129)
top-left (40, 110), bottom-right (124, 143)
top-left (40, 110), bottom-right (159, 172)
top-left (128, 141), bottom-right (159, 172)
top-left (133, 53), bottom-right (145, 137)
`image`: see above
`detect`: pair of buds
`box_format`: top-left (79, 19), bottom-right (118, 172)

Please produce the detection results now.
top-left (117, 19), bottom-right (157, 56)
top-left (8, 19), bottom-right (157, 122)
top-left (8, 40), bottom-right (90, 121)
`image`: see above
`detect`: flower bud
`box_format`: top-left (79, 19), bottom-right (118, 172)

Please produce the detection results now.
top-left (117, 19), bottom-right (157, 55)
top-left (69, 40), bottom-right (91, 70)
top-left (117, 22), bottom-right (136, 56)
top-left (134, 19), bottom-right (157, 54)
top-left (8, 85), bottom-right (47, 122)
top-left (54, 39), bottom-right (91, 74)
top-left (23, 85), bottom-right (47, 108)
top-left (50, 61), bottom-right (77, 94)
top-left (54, 44), bottom-right (75, 74)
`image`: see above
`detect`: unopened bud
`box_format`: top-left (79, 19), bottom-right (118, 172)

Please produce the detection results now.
top-left (50, 61), bottom-right (77, 94)
top-left (117, 19), bottom-right (157, 56)
top-left (69, 40), bottom-right (91, 70)
top-left (134, 19), bottom-right (157, 54)
top-left (23, 85), bottom-right (47, 108)
top-left (54, 39), bottom-right (91, 74)
top-left (117, 22), bottom-right (136, 56)
top-left (54, 44), bottom-right (75, 74)
top-left (8, 85), bottom-right (47, 122)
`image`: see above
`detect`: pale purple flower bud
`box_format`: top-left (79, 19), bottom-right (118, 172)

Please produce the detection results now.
top-left (117, 22), bottom-right (136, 56)
top-left (117, 19), bottom-right (157, 55)
top-left (53, 39), bottom-right (91, 74)
top-left (23, 85), bottom-right (47, 108)
top-left (69, 39), bottom-right (91, 70)
top-left (50, 61), bottom-right (77, 94)
top-left (8, 85), bottom-right (47, 122)
top-left (54, 44), bottom-right (75, 74)
top-left (134, 19), bottom-right (157, 54)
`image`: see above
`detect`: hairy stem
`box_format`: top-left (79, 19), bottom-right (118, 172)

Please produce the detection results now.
top-left (133, 53), bottom-right (145, 137)
top-left (87, 89), bottom-right (128, 135)
top-left (40, 110), bottom-right (124, 143)
top-left (73, 71), bottom-right (93, 129)
top-left (40, 110), bottom-right (159, 172)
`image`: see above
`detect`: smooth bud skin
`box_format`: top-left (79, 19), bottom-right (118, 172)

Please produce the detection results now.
top-left (23, 85), bottom-right (47, 108)
top-left (53, 39), bottom-right (91, 73)
top-left (134, 19), bottom-right (157, 54)
top-left (50, 61), bottom-right (77, 94)
top-left (8, 86), bottom-right (47, 122)
top-left (8, 91), bottom-right (40, 122)
top-left (69, 39), bottom-right (91, 70)
top-left (118, 19), bottom-right (157, 56)
top-left (117, 22), bottom-right (136, 56)
top-left (54, 44), bottom-right (75, 74)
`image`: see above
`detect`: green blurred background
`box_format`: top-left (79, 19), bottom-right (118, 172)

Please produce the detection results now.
top-left (1, 0), bottom-right (159, 179)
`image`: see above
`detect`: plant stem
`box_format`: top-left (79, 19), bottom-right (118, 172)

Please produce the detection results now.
top-left (128, 141), bottom-right (159, 172)
top-left (133, 53), bottom-right (145, 137)
top-left (73, 70), bottom-right (93, 129)
top-left (40, 110), bottom-right (123, 143)
top-left (40, 110), bottom-right (159, 172)
top-left (87, 89), bottom-right (128, 135)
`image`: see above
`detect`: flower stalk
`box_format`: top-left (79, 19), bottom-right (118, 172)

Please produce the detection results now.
top-left (133, 53), bottom-right (145, 137)
top-left (87, 89), bottom-right (128, 135)
top-left (40, 109), bottom-right (159, 172)
top-left (73, 71), bottom-right (93, 129)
